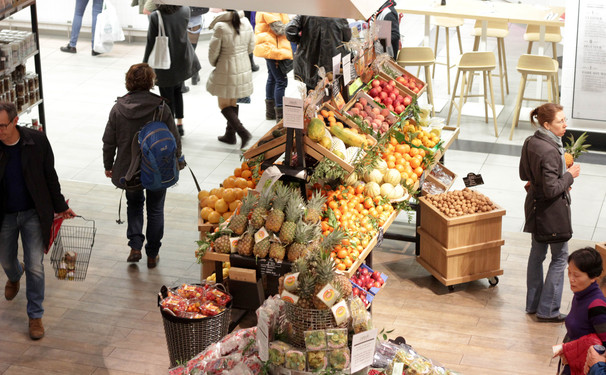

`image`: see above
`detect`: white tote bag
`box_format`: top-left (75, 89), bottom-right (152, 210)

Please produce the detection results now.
top-left (92, 0), bottom-right (124, 54)
top-left (147, 11), bottom-right (171, 70)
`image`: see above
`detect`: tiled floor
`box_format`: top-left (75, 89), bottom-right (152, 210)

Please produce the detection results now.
top-left (0, 17), bottom-right (605, 374)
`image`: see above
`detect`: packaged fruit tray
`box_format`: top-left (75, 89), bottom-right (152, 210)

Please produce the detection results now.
top-left (349, 263), bottom-right (388, 297)
top-left (378, 59), bottom-right (426, 98)
top-left (364, 75), bottom-right (413, 116)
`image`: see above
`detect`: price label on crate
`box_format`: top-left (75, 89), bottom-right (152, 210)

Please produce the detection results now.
top-left (463, 172), bottom-right (485, 187)
top-left (376, 227), bottom-right (384, 248)
top-left (283, 97), bottom-right (304, 129)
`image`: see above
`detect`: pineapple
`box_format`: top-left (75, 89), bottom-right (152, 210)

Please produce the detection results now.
top-left (296, 272), bottom-right (317, 309)
top-left (228, 191), bottom-right (257, 235)
top-left (279, 194), bottom-right (304, 244)
top-left (304, 191), bottom-right (327, 224)
top-left (237, 227), bottom-right (254, 256)
top-left (287, 221), bottom-right (316, 262)
top-left (269, 241), bottom-right (286, 261)
top-left (333, 273), bottom-right (352, 299)
top-left (312, 251), bottom-right (337, 310)
top-left (253, 236), bottom-right (270, 259)
top-left (564, 132), bottom-right (591, 168)
top-left (265, 183), bottom-right (290, 233)
top-left (251, 187), bottom-right (274, 230)
top-left (214, 234), bottom-right (231, 254)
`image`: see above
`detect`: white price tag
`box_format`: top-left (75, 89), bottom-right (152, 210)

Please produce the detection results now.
top-left (283, 97), bottom-right (304, 129)
top-left (350, 328), bottom-right (378, 373)
top-left (342, 53), bottom-right (352, 85)
top-left (332, 53), bottom-right (341, 76)
top-left (257, 317), bottom-right (269, 361)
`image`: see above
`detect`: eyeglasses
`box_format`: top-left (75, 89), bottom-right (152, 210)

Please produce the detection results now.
top-left (0, 118), bottom-right (15, 129)
top-left (556, 117), bottom-right (568, 124)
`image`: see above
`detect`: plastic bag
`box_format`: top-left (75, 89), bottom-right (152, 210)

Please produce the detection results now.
top-left (93, 0), bottom-right (125, 53)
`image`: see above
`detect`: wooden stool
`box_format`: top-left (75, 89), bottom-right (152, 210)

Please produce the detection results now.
top-left (524, 25), bottom-right (562, 59)
top-left (431, 16), bottom-right (464, 95)
top-left (396, 47), bottom-right (436, 116)
top-left (471, 20), bottom-right (509, 104)
top-left (446, 52), bottom-right (499, 137)
top-left (509, 54), bottom-right (559, 140)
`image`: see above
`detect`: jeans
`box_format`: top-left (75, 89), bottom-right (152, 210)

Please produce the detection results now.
top-left (526, 235), bottom-right (569, 318)
top-left (265, 59), bottom-right (288, 107)
top-left (69, 0), bottom-right (103, 49)
top-left (0, 209), bottom-right (45, 319)
top-left (126, 189), bottom-right (166, 258)
top-left (159, 85), bottom-right (184, 119)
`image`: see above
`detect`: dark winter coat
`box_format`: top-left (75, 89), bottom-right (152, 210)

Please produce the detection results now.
top-left (376, 0), bottom-right (401, 58)
top-left (285, 16), bottom-right (352, 89)
top-left (520, 129), bottom-right (574, 238)
top-left (0, 126), bottom-right (69, 248)
top-left (143, 6), bottom-right (201, 87)
top-left (102, 90), bottom-right (182, 188)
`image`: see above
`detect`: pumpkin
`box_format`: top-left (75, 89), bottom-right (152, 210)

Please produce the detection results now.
top-left (383, 168), bottom-right (401, 186)
top-left (364, 169), bottom-right (384, 184)
top-left (365, 181), bottom-right (381, 197)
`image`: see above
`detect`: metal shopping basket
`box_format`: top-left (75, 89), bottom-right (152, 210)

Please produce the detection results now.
top-left (50, 216), bottom-right (95, 281)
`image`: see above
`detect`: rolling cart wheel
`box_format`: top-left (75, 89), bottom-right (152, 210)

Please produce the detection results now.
top-left (447, 285), bottom-right (455, 292)
top-left (488, 276), bottom-right (499, 286)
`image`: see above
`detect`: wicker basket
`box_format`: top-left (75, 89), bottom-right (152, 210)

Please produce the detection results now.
top-left (159, 284), bottom-right (232, 368)
top-left (284, 302), bottom-right (348, 348)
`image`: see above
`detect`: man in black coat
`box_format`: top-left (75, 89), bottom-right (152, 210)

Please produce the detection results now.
top-left (0, 102), bottom-right (76, 340)
top-left (375, 0), bottom-right (401, 58)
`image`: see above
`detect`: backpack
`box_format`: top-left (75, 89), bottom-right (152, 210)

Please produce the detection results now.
top-left (121, 104), bottom-right (180, 191)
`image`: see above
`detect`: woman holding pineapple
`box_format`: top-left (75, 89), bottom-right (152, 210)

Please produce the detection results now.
top-left (520, 103), bottom-right (581, 322)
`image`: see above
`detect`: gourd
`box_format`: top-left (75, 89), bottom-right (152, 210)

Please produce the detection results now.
top-left (344, 172), bottom-right (358, 186)
top-left (380, 183), bottom-right (395, 198)
top-left (375, 158), bottom-right (388, 174)
top-left (392, 184), bottom-right (405, 199)
top-left (364, 169), bottom-right (384, 184)
top-left (383, 169), bottom-right (401, 186)
top-left (365, 181), bottom-right (381, 197)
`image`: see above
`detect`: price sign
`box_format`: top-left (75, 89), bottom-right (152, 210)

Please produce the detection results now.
top-left (283, 97), bottom-right (304, 129)
top-left (351, 328), bottom-right (378, 373)
top-left (463, 173), bottom-right (485, 187)
top-left (332, 53), bottom-right (341, 76)
top-left (342, 53), bottom-right (352, 85)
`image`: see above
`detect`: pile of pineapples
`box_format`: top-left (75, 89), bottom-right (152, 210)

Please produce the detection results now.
top-left (209, 182), bottom-right (332, 263)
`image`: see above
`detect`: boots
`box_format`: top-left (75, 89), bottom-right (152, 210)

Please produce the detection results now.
top-left (249, 53), bottom-right (259, 72)
top-left (221, 106), bottom-right (251, 149)
top-left (265, 99), bottom-right (276, 120)
top-left (218, 106), bottom-right (237, 145)
top-left (275, 106), bottom-right (283, 123)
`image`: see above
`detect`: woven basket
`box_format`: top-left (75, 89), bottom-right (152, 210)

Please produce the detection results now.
top-left (159, 284), bottom-right (232, 368)
top-left (284, 302), bottom-right (348, 348)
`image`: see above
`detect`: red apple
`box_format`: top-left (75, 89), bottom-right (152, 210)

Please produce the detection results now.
top-left (383, 97), bottom-right (393, 106)
top-left (372, 271), bottom-right (382, 280)
top-left (371, 79), bottom-right (381, 88)
top-left (368, 88), bottom-right (378, 97)
top-left (379, 91), bottom-right (388, 100)
top-left (374, 281), bottom-right (382, 288)
top-left (394, 105), bottom-right (404, 114)
top-left (360, 268), bottom-right (369, 276)
top-left (403, 96), bottom-right (412, 106)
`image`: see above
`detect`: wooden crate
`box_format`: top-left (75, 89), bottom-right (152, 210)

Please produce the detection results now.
top-left (422, 162), bottom-right (456, 196)
top-left (378, 60), bottom-right (427, 97)
top-left (418, 196), bottom-right (506, 248)
top-left (596, 243), bottom-right (606, 279)
top-left (417, 227), bottom-right (504, 286)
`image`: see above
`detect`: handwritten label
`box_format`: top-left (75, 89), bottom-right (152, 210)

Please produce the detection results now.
top-left (257, 316), bottom-right (269, 361)
top-left (463, 172), bottom-right (484, 187)
top-left (283, 97), bottom-right (304, 129)
top-left (332, 53), bottom-right (341, 76)
top-left (343, 53), bottom-right (352, 85)
top-left (351, 328), bottom-right (378, 373)
top-left (258, 258), bottom-right (284, 277)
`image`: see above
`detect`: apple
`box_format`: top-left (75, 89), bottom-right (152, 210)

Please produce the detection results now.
top-left (372, 271), bottom-right (382, 280)
top-left (373, 96), bottom-right (381, 104)
top-left (394, 105), bottom-right (404, 114)
top-left (368, 88), bottom-right (379, 97)
top-left (403, 96), bottom-right (412, 106)
top-left (379, 91), bottom-right (388, 100)
top-left (359, 97), bottom-right (367, 106)
top-left (389, 79), bottom-right (396, 87)
top-left (371, 79), bottom-right (381, 88)
top-left (374, 281), bottom-right (382, 288)
top-left (383, 97), bottom-right (393, 106)
top-left (413, 87), bottom-right (419, 94)
top-left (353, 288), bottom-right (360, 296)
top-left (387, 104), bottom-right (395, 112)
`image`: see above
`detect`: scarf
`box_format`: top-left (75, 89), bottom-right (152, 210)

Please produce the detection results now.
top-left (538, 126), bottom-right (566, 175)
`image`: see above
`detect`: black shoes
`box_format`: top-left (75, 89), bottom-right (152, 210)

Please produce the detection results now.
top-left (60, 44), bottom-right (76, 54)
top-left (537, 313), bottom-right (567, 322)
top-left (177, 125), bottom-right (184, 137)
top-left (92, 50), bottom-right (101, 56)
top-left (147, 255), bottom-right (159, 269)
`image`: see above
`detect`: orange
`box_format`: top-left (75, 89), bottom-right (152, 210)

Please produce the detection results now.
top-left (343, 257), bottom-right (353, 268)
top-left (337, 249), bottom-right (348, 259)
top-left (419, 149), bottom-right (426, 157)
top-left (389, 137), bottom-right (398, 146)
top-left (241, 169), bottom-right (252, 180)
top-left (410, 173), bottom-right (418, 182)
top-left (241, 161), bottom-right (250, 170)
top-left (200, 207), bottom-right (213, 221)
top-left (336, 263), bottom-right (347, 271)
top-left (223, 188), bottom-right (237, 203)
top-left (229, 200), bottom-right (241, 212)
top-left (395, 164), bottom-right (405, 172)
top-left (207, 211), bottom-right (221, 224)
top-left (409, 147), bottom-right (420, 157)
top-left (387, 160), bottom-right (396, 169)
top-left (222, 211), bottom-right (233, 220)
top-left (233, 168), bottom-right (242, 177)
top-left (215, 198), bottom-right (229, 214)
top-left (223, 177), bottom-right (236, 188)
top-left (235, 177), bottom-right (248, 189)
top-left (395, 144), bottom-right (407, 154)
top-left (410, 157), bottom-right (421, 169)
top-left (405, 178), bottom-right (414, 186)
top-left (198, 190), bottom-right (210, 202)
top-left (206, 195), bottom-right (219, 209)
top-left (414, 166), bottom-right (424, 177)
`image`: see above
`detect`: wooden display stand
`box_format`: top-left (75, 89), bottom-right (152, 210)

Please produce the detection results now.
top-left (416, 196), bottom-right (506, 290)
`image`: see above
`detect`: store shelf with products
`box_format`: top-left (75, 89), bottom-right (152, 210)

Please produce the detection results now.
top-left (0, 0), bottom-right (45, 128)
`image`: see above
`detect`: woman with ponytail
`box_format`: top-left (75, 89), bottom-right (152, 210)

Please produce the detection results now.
top-left (520, 103), bottom-right (581, 322)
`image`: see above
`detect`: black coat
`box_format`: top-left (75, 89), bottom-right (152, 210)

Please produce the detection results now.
top-left (286, 16), bottom-right (352, 89)
top-left (520, 130), bottom-right (574, 237)
top-left (143, 6), bottom-right (201, 87)
top-left (376, 0), bottom-right (401, 58)
top-left (0, 126), bottom-right (69, 248)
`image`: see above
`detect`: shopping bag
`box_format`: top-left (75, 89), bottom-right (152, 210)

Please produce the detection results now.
top-left (147, 11), bottom-right (171, 69)
top-left (93, 0), bottom-right (124, 53)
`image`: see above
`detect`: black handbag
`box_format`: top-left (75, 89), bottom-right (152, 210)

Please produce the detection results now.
top-left (277, 59), bottom-right (293, 75)
top-left (533, 193), bottom-right (572, 243)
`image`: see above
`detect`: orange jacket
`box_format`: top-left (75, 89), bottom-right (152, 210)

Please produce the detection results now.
top-left (253, 12), bottom-right (293, 61)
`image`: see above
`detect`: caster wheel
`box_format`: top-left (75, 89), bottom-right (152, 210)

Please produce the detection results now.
top-left (448, 285), bottom-right (455, 292)
top-left (488, 276), bottom-right (499, 286)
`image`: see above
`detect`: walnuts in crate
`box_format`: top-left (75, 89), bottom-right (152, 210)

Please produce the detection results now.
top-left (426, 188), bottom-right (497, 217)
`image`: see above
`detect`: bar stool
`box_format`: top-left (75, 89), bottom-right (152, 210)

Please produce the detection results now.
top-left (396, 47), bottom-right (436, 116)
top-left (524, 25), bottom-right (562, 59)
top-left (431, 16), bottom-right (464, 94)
top-left (446, 51), bottom-right (499, 137)
top-left (509, 54), bottom-right (559, 140)
top-left (470, 20), bottom-right (510, 104)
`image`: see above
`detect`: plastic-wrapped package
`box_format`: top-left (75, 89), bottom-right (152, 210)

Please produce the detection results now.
top-left (168, 365), bottom-right (185, 375)
top-left (326, 328), bottom-right (348, 349)
top-left (349, 297), bottom-right (367, 321)
top-left (307, 350), bottom-right (328, 371)
top-left (176, 283), bottom-right (207, 299)
top-left (206, 287), bottom-right (232, 306)
top-left (373, 340), bottom-right (402, 368)
top-left (159, 294), bottom-right (188, 315)
top-left (243, 353), bottom-right (264, 375)
top-left (353, 310), bottom-right (373, 333)
top-left (408, 356), bottom-right (433, 374)
top-left (328, 348), bottom-right (351, 370)
top-left (176, 311), bottom-right (206, 319)
top-left (203, 353), bottom-right (242, 375)
top-left (268, 340), bottom-right (292, 366)
top-left (200, 300), bottom-right (225, 316)
top-left (223, 362), bottom-right (254, 375)
top-left (285, 349), bottom-right (306, 371)
top-left (219, 327), bottom-right (257, 356)
top-left (304, 329), bottom-right (327, 350)
top-left (186, 341), bottom-right (222, 373)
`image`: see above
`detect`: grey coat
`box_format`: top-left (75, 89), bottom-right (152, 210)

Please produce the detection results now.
top-left (143, 7), bottom-right (201, 88)
top-left (520, 130), bottom-right (574, 236)
top-left (206, 11), bottom-right (255, 99)
top-left (102, 91), bottom-right (182, 189)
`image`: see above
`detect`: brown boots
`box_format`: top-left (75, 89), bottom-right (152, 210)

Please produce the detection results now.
top-left (220, 106), bottom-right (251, 149)
top-left (29, 318), bottom-right (44, 340)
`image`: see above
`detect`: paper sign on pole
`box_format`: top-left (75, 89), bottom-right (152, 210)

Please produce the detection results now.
top-left (332, 53), bottom-right (341, 76)
top-left (343, 53), bottom-right (352, 85)
top-left (283, 97), bottom-right (304, 129)
top-left (350, 328), bottom-right (378, 372)
top-left (257, 317), bottom-right (269, 361)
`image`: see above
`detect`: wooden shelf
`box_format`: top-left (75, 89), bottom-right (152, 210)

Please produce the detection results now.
top-left (0, 0), bottom-right (36, 21)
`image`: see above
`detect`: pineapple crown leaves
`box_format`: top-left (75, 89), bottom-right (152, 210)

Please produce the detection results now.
top-left (284, 194), bottom-right (304, 222)
top-left (240, 191), bottom-right (258, 216)
top-left (565, 132), bottom-right (591, 159)
top-left (271, 182), bottom-right (290, 211)
top-left (320, 228), bottom-right (346, 251)
top-left (314, 250), bottom-right (336, 284)
top-left (306, 190), bottom-right (327, 212)
top-left (296, 272), bottom-right (317, 298)
top-left (291, 257), bottom-right (310, 275)
top-left (293, 221), bottom-right (317, 244)
top-left (258, 185), bottom-right (275, 209)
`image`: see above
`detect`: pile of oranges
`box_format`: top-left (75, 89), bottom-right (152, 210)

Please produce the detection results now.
top-left (315, 184), bottom-right (395, 271)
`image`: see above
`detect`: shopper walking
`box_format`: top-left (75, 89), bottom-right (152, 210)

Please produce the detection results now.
top-left (143, 5), bottom-right (201, 137)
top-left (206, 10), bottom-right (254, 148)
top-left (520, 103), bottom-right (581, 322)
top-left (0, 102), bottom-right (76, 340)
top-left (553, 247), bottom-right (606, 374)
top-left (286, 16), bottom-right (352, 92)
top-left (102, 63), bottom-right (183, 269)
top-left (188, 7), bottom-right (209, 85)
top-left (60, 0), bottom-right (103, 55)
top-left (254, 12), bottom-right (293, 123)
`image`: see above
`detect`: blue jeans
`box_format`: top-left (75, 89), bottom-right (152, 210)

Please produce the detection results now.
top-left (0, 209), bottom-right (45, 319)
top-left (68, 0), bottom-right (103, 49)
top-left (265, 59), bottom-right (288, 107)
top-left (126, 189), bottom-right (166, 258)
top-left (526, 235), bottom-right (569, 318)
